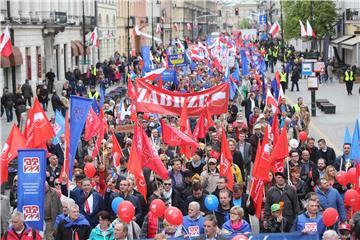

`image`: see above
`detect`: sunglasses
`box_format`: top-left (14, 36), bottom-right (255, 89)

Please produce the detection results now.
top-left (209, 162), bottom-right (216, 165)
top-left (54, 183), bottom-right (60, 186)
top-left (163, 183), bottom-right (172, 186)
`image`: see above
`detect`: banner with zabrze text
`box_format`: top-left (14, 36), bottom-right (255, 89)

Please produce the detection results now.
top-left (17, 149), bottom-right (46, 231)
top-left (135, 80), bottom-right (229, 116)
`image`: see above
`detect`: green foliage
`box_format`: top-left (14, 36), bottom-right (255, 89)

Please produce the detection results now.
top-left (282, 0), bottom-right (337, 40)
top-left (238, 18), bottom-right (252, 29)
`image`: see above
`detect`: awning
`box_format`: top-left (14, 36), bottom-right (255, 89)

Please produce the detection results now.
top-left (1, 47), bottom-right (23, 68)
top-left (75, 40), bottom-right (84, 55)
top-left (71, 41), bottom-right (79, 56)
top-left (330, 35), bottom-right (355, 45)
top-left (341, 35), bottom-right (360, 46)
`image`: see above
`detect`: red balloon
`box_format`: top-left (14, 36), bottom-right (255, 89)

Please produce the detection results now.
top-left (232, 234), bottom-right (249, 240)
top-left (117, 200), bottom-right (135, 223)
top-left (344, 189), bottom-right (360, 207)
top-left (84, 163), bottom-right (96, 178)
top-left (299, 131), bottom-right (308, 142)
top-left (347, 168), bottom-right (357, 185)
top-left (164, 207), bottom-right (183, 226)
top-left (322, 208), bottom-right (339, 227)
top-left (336, 171), bottom-right (348, 186)
top-left (150, 199), bottom-right (166, 218)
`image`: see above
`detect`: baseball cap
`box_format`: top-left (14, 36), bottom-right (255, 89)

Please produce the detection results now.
top-left (208, 158), bottom-right (217, 164)
top-left (339, 223), bottom-right (350, 231)
top-left (275, 171), bottom-right (287, 179)
top-left (271, 203), bottom-right (281, 213)
top-left (254, 124), bottom-right (261, 130)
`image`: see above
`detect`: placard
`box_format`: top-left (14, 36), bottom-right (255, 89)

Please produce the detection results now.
top-left (307, 76), bottom-right (318, 90)
top-left (314, 61), bottom-right (325, 73)
top-left (302, 62), bottom-right (313, 76)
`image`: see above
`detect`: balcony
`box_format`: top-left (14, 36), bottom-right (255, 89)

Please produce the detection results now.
top-left (35, 11), bottom-right (67, 24)
top-left (345, 8), bottom-right (360, 23)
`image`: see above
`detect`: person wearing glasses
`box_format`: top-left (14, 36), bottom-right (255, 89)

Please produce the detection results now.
top-left (46, 154), bottom-right (62, 188)
top-left (193, 215), bottom-right (227, 240)
top-left (200, 158), bottom-right (220, 194)
top-left (221, 206), bottom-right (251, 237)
top-left (162, 178), bottom-right (184, 213)
top-left (89, 211), bottom-right (114, 240)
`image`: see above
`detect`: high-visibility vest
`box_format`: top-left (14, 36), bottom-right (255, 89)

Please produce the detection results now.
top-left (264, 54), bottom-right (268, 61)
top-left (88, 91), bottom-right (100, 99)
top-left (280, 72), bottom-right (287, 82)
top-left (294, 104), bottom-right (301, 113)
top-left (268, 49), bottom-right (273, 56)
top-left (273, 47), bottom-right (278, 58)
top-left (345, 71), bottom-right (354, 81)
top-left (91, 67), bottom-right (96, 76)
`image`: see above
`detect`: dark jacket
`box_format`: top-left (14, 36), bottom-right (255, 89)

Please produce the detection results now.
top-left (21, 83), bottom-right (33, 98)
top-left (315, 147), bottom-right (336, 166)
top-left (235, 193), bottom-right (255, 223)
top-left (185, 193), bottom-right (208, 215)
top-left (2, 92), bottom-right (14, 109)
top-left (56, 215), bottom-right (91, 240)
top-left (264, 184), bottom-right (300, 230)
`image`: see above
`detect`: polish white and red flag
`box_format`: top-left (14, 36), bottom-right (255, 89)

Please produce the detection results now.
top-left (187, 23), bottom-right (192, 30)
top-left (90, 27), bottom-right (100, 48)
top-left (156, 23), bottom-right (162, 34)
top-left (269, 22), bottom-right (280, 38)
top-left (0, 26), bottom-right (12, 57)
top-left (299, 20), bottom-right (307, 38)
top-left (306, 20), bottom-right (316, 38)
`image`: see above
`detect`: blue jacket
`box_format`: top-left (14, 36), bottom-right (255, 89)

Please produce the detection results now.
top-left (182, 215), bottom-right (205, 237)
top-left (89, 224), bottom-right (114, 240)
top-left (222, 219), bottom-right (251, 238)
top-left (292, 212), bottom-right (326, 239)
top-left (315, 186), bottom-right (346, 222)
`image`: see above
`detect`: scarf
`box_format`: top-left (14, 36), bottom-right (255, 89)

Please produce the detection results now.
top-left (230, 220), bottom-right (243, 230)
top-left (64, 215), bottom-right (90, 228)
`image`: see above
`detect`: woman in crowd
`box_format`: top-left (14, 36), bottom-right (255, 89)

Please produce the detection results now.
top-left (89, 211), bottom-right (114, 240)
top-left (324, 165), bottom-right (346, 194)
top-left (221, 206), bottom-right (251, 237)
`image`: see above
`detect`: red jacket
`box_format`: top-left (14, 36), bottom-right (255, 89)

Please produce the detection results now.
top-left (2, 225), bottom-right (42, 240)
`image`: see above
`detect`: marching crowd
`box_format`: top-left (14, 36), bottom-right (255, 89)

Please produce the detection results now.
top-left (1, 34), bottom-right (360, 240)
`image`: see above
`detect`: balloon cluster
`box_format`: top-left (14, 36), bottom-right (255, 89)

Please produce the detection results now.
top-left (336, 168), bottom-right (358, 186)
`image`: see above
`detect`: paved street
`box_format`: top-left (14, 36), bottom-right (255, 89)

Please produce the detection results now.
top-left (286, 78), bottom-right (360, 154)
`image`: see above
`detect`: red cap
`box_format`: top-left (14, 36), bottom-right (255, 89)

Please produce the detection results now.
top-left (339, 223), bottom-right (350, 231)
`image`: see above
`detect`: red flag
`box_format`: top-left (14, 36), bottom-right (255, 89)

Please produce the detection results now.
top-left (213, 57), bottom-right (223, 72)
top-left (193, 115), bottom-right (206, 140)
top-left (220, 128), bottom-right (234, 191)
top-left (84, 108), bottom-right (101, 141)
top-left (92, 109), bottom-right (106, 159)
top-left (271, 115), bottom-right (280, 145)
top-left (161, 120), bottom-right (199, 148)
top-left (254, 69), bottom-right (261, 86)
top-left (249, 177), bottom-right (265, 218)
top-left (252, 126), bottom-right (271, 180)
top-left (24, 98), bottom-right (55, 148)
top-left (270, 123), bottom-right (288, 173)
top-left (266, 89), bottom-right (278, 113)
top-left (112, 131), bottom-right (124, 168)
top-left (1, 125), bottom-right (26, 184)
top-left (205, 105), bottom-right (214, 128)
top-left (0, 26), bottom-right (13, 57)
top-left (179, 103), bottom-right (194, 159)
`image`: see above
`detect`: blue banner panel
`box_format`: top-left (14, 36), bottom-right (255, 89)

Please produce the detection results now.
top-left (167, 54), bottom-right (188, 67)
top-left (17, 149), bottom-right (46, 231)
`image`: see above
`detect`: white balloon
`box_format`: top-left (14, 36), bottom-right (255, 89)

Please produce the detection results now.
top-left (289, 139), bottom-right (299, 148)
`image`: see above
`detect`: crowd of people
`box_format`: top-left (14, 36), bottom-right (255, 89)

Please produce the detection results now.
top-left (1, 33), bottom-right (360, 240)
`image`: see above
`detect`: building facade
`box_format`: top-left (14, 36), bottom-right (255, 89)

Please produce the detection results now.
top-left (0, 0), bottom-right (96, 93)
top-left (97, 0), bottom-right (117, 61)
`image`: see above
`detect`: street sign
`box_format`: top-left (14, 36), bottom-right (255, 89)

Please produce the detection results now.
top-left (302, 62), bottom-right (313, 76)
top-left (307, 76), bottom-right (319, 90)
top-left (259, 15), bottom-right (267, 25)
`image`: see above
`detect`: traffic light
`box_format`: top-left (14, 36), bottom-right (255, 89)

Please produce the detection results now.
top-left (235, 8), bottom-right (239, 16)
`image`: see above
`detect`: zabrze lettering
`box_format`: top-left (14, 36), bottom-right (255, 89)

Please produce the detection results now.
top-left (135, 80), bottom-right (229, 116)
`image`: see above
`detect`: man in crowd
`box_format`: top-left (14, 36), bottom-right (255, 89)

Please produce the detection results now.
top-left (183, 202), bottom-right (205, 237)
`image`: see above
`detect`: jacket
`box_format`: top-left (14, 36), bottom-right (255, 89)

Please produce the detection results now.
top-left (182, 215), bottom-right (205, 237)
top-left (291, 212), bottom-right (326, 239)
top-left (264, 184), bottom-right (300, 227)
top-left (56, 215), bottom-right (91, 240)
top-left (315, 147), bottom-right (336, 166)
top-left (221, 219), bottom-right (251, 237)
top-left (44, 187), bottom-right (62, 226)
top-left (193, 234), bottom-right (227, 240)
top-left (200, 169), bottom-right (220, 194)
top-left (89, 225), bottom-right (114, 240)
top-left (315, 186), bottom-right (346, 222)
top-left (2, 224), bottom-right (41, 240)
top-left (21, 83), bottom-right (33, 98)
top-left (233, 193), bottom-right (255, 223)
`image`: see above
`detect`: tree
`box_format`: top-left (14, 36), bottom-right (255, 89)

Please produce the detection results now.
top-left (238, 18), bottom-right (252, 29)
top-left (282, 0), bottom-right (337, 41)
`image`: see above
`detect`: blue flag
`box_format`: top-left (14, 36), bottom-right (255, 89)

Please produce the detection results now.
top-left (52, 110), bottom-right (65, 145)
top-left (349, 120), bottom-right (360, 164)
top-left (261, 73), bottom-right (266, 103)
top-left (129, 70), bottom-right (137, 79)
top-left (141, 46), bottom-right (152, 72)
top-left (232, 61), bottom-right (240, 81)
top-left (69, 96), bottom-right (92, 180)
top-left (344, 126), bottom-right (352, 144)
top-left (271, 78), bottom-right (279, 100)
top-left (240, 49), bottom-right (249, 76)
top-left (92, 98), bottom-right (100, 116)
top-left (223, 66), bottom-right (230, 81)
top-left (229, 80), bottom-right (237, 100)
top-left (99, 86), bottom-right (106, 107)
top-left (17, 149), bottom-right (46, 231)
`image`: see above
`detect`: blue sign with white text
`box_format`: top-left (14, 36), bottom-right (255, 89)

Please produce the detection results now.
top-left (17, 149), bottom-right (46, 231)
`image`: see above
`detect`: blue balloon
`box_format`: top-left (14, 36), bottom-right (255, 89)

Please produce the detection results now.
top-left (111, 197), bottom-right (124, 214)
top-left (205, 194), bottom-right (219, 211)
